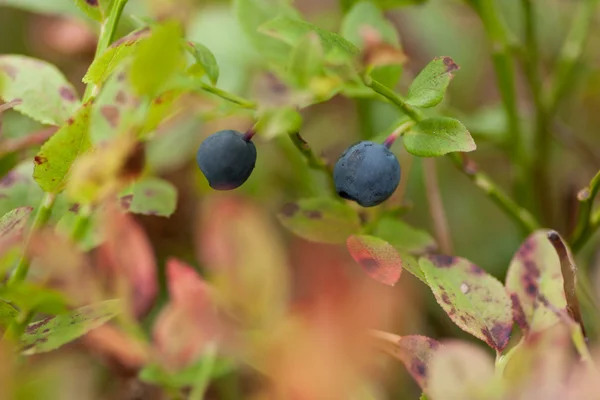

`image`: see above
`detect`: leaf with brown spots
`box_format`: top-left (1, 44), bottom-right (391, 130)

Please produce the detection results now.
top-left (20, 299), bottom-right (122, 355)
top-left (406, 56), bottom-right (459, 108)
top-left (277, 197), bottom-right (361, 244)
top-left (0, 55), bottom-right (80, 125)
top-left (428, 340), bottom-right (503, 400)
top-left (33, 101), bottom-right (92, 193)
top-left (346, 235), bottom-right (402, 286)
top-left (505, 230), bottom-right (566, 334)
top-left (419, 255), bottom-right (513, 351)
top-left (118, 177), bottom-right (178, 217)
top-left (369, 330), bottom-right (440, 391)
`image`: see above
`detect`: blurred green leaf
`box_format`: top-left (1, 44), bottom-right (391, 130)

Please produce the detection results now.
top-left (0, 0), bottom-right (84, 16)
top-left (406, 57), bottom-right (459, 108)
top-left (20, 299), bottom-right (122, 355)
top-left (0, 55), bottom-right (80, 126)
top-left (233, 0), bottom-right (300, 64)
top-left (259, 15), bottom-right (359, 64)
top-left (403, 117), bottom-right (476, 157)
top-left (374, 217), bottom-right (436, 255)
top-left (33, 102), bottom-right (92, 193)
top-left (419, 255), bottom-right (513, 351)
top-left (288, 33), bottom-right (324, 88)
top-left (0, 207), bottom-right (33, 248)
top-left (255, 107), bottom-right (303, 139)
top-left (118, 177), bottom-right (178, 217)
top-left (341, 1), bottom-right (399, 47)
top-left (139, 357), bottom-right (234, 389)
top-left (277, 197), bottom-right (361, 244)
top-left (347, 234), bottom-right (403, 286)
top-left (130, 21), bottom-right (185, 98)
top-left (340, 0), bottom-right (429, 12)
top-left (0, 300), bottom-right (18, 328)
top-left (73, 0), bottom-right (111, 22)
top-left (0, 283), bottom-right (69, 314)
top-left (83, 27), bottom-right (151, 86)
top-left (56, 210), bottom-right (101, 251)
top-left (398, 251), bottom-right (427, 284)
top-left (186, 40), bottom-right (220, 85)
top-left (505, 230), bottom-right (566, 334)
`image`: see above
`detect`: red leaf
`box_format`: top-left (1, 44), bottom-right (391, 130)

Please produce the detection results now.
top-left (346, 234), bottom-right (403, 286)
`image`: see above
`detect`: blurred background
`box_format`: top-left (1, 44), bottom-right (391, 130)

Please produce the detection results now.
top-left (0, 0), bottom-right (599, 398)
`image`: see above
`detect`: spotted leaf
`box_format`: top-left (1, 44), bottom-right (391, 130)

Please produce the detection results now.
top-left (118, 177), bottom-right (177, 217)
top-left (419, 255), bottom-right (513, 351)
top-left (346, 235), bottom-right (402, 286)
top-left (277, 197), bottom-right (361, 244)
top-left (505, 230), bottom-right (566, 334)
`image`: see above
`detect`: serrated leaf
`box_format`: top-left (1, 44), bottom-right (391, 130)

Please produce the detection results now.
top-left (130, 21), bottom-right (185, 98)
top-left (186, 40), bottom-right (219, 85)
top-left (83, 28), bottom-right (151, 86)
top-left (428, 341), bottom-right (503, 400)
top-left (20, 299), bottom-right (122, 355)
top-left (419, 255), bottom-right (513, 351)
top-left (0, 300), bottom-right (17, 328)
top-left (346, 235), bottom-right (402, 286)
top-left (259, 15), bottom-right (359, 64)
top-left (505, 230), bottom-right (567, 334)
top-left (406, 56), bottom-right (459, 108)
top-left (33, 101), bottom-right (92, 193)
top-left (341, 1), bottom-right (399, 48)
top-left (373, 217), bottom-right (436, 255)
top-left (277, 197), bottom-right (361, 244)
top-left (255, 107), bottom-right (303, 139)
top-left (73, 0), bottom-right (111, 22)
top-left (370, 331), bottom-right (440, 391)
top-left (0, 55), bottom-right (80, 125)
top-left (118, 177), bottom-right (178, 217)
top-left (403, 117), bottom-right (476, 157)
top-left (233, 0), bottom-right (300, 64)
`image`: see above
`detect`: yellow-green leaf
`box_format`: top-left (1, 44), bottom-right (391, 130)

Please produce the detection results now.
top-left (403, 117), bottom-right (476, 157)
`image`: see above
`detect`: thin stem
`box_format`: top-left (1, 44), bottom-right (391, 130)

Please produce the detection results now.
top-left (9, 193), bottom-right (56, 284)
top-left (366, 77), bottom-right (541, 234)
top-left (362, 77), bottom-right (421, 121)
top-left (196, 81), bottom-right (257, 109)
top-left (383, 121), bottom-right (414, 149)
top-left (475, 1), bottom-right (533, 213)
top-left (188, 344), bottom-right (219, 400)
top-left (570, 170), bottom-right (600, 253)
top-left (83, 0), bottom-right (130, 101)
top-left (0, 99), bottom-right (22, 114)
top-left (289, 132), bottom-right (337, 197)
top-left (423, 158), bottom-right (454, 254)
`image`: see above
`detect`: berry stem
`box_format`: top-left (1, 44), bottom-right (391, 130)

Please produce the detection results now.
top-left (383, 121), bottom-right (413, 149)
top-left (242, 128), bottom-right (256, 142)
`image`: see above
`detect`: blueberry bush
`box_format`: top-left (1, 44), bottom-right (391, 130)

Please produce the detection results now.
top-left (0, 0), bottom-right (599, 399)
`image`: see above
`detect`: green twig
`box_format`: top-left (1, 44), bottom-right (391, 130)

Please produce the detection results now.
top-left (196, 82), bottom-right (257, 109)
top-left (9, 193), bottom-right (56, 284)
top-left (188, 344), bottom-right (219, 400)
top-left (362, 77), bottom-right (421, 121)
top-left (367, 77), bottom-right (541, 234)
top-left (289, 132), bottom-right (337, 196)
top-left (570, 170), bottom-right (600, 252)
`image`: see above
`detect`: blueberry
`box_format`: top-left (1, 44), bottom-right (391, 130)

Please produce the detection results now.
top-left (196, 130), bottom-right (257, 190)
top-left (333, 141), bottom-right (401, 207)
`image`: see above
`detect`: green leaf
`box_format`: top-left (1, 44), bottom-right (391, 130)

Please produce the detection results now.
top-left (259, 15), bottom-right (359, 64)
top-left (0, 283), bottom-right (69, 314)
top-left (0, 0), bottom-right (84, 16)
top-left (340, 0), bottom-right (429, 12)
top-left (277, 198), bottom-right (361, 244)
top-left (0, 55), bottom-right (80, 125)
top-left (419, 255), bottom-right (513, 351)
top-left (398, 251), bottom-right (427, 284)
top-left (403, 117), bottom-right (476, 157)
top-left (370, 330), bottom-right (440, 391)
top-left (406, 56), bottom-right (459, 108)
top-left (33, 102), bottom-right (92, 193)
top-left (20, 299), bottom-right (122, 355)
top-left (373, 217), bottom-right (436, 255)
top-left (505, 230), bottom-right (566, 334)
top-left (0, 300), bottom-right (18, 328)
top-left (288, 33), bottom-right (325, 88)
top-left (233, 0), bottom-right (300, 64)
top-left (186, 40), bottom-right (220, 85)
top-left (118, 177), bottom-right (178, 217)
top-left (139, 357), bottom-right (234, 388)
top-left (83, 27), bottom-right (152, 86)
top-left (130, 21), bottom-right (185, 98)
top-left (346, 234), bottom-right (403, 286)
top-left (341, 1), bottom-right (399, 48)
top-left (0, 207), bottom-right (33, 249)
top-left (73, 0), bottom-right (111, 22)
top-left (255, 107), bottom-right (303, 139)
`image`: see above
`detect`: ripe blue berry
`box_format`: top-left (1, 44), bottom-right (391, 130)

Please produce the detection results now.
top-left (196, 130), bottom-right (257, 190)
top-left (333, 141), bottom-right (401, 207)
